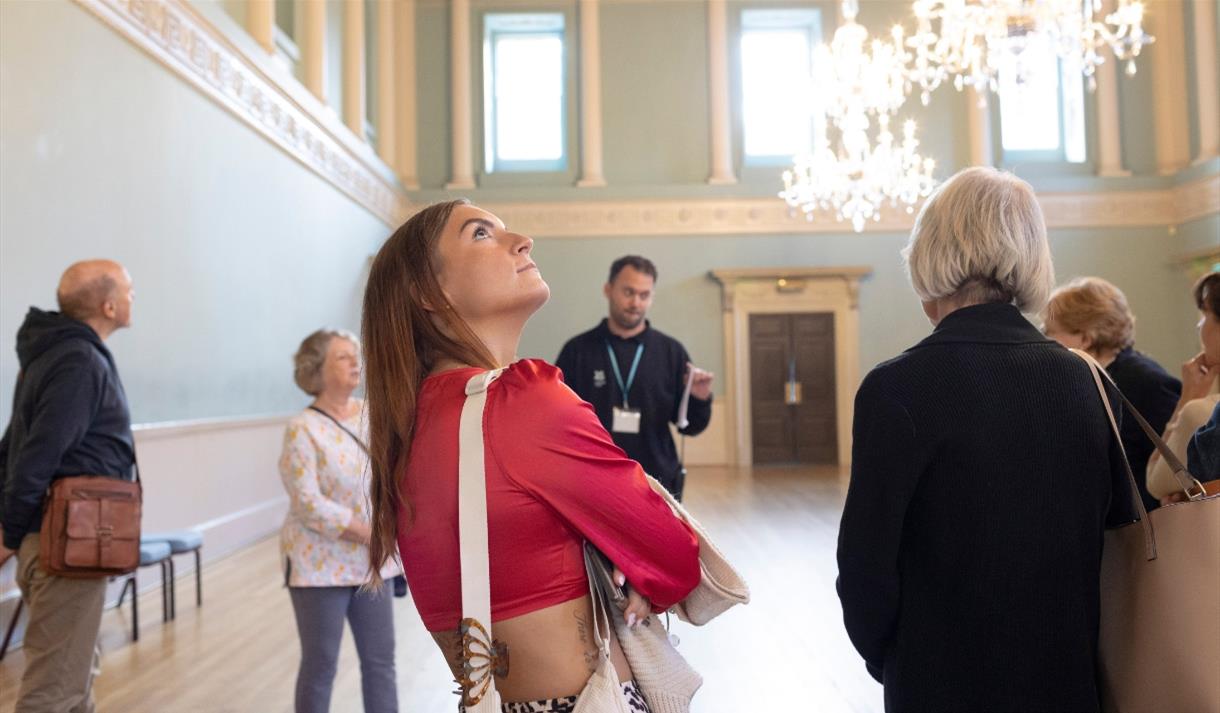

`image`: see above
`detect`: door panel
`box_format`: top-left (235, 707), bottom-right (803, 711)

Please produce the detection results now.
top-left (750, 312), bottom-right (837, 465)
top-left (749, 315), bottom-right (795, 464)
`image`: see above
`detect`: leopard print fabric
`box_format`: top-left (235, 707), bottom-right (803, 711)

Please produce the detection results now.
top-left (462, 681), bottom-right (650, 713)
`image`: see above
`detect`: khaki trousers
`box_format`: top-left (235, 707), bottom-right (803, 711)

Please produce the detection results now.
top-left (14, 533), bottom-right (107, 713)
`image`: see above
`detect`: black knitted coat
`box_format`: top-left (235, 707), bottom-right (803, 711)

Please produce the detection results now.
top-left (837, 303), bottom-right (1137, 713)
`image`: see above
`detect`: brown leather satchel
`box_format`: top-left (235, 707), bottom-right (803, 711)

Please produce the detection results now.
top-left (39, 474), bottom-right (141, 577)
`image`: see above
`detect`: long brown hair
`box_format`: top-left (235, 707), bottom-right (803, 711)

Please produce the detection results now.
top-left (362, 199), bottom-right (498, 585)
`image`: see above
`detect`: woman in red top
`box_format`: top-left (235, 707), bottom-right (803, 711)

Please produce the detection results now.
top-left (361, 200), bottom-right (700, 709)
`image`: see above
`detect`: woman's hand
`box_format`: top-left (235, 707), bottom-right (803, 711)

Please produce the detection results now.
top-left (1181, 352), bottom-right (1217, 403)
top-left (339, 518), bottom-right (372, 545)
top-left (612, 566), bottom-right (653, 628)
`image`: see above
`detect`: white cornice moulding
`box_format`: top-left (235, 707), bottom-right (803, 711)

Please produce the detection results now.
top-left (1173, 174), bottom-right (1220, 225)
top-left (76, 0), bottom-right (409, 227)
top-left (476, 175), bottom-right (1219, 238)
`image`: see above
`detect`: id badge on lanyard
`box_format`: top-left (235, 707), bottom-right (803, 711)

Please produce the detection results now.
top-left (607, 341), bottom-right (644, 434)
top-left (612, 406), bottom-right (641, 434)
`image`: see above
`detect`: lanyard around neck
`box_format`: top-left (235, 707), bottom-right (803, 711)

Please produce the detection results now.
top-left (605, 341), bottom-right (644, 409)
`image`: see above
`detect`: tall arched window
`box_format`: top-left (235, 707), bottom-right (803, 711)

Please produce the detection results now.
top-left (739, 8), bottom-right (823, 164)
top-left (996, 34), bottom-right (1087, 165)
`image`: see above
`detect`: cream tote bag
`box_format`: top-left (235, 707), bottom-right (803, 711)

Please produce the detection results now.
top-left (1074, 350), bottom-right (1220, 713)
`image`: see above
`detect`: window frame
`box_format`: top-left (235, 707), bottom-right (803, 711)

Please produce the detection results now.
top-left (474, 7), bottom-right (577, 184)
top-left (734, 7), bottom-right (825, 169)
top-left (992, 51), bottom-right (1097, 175)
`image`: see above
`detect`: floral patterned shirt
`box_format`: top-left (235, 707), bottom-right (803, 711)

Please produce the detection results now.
top-left (278, 399), bottom-right (400, 587)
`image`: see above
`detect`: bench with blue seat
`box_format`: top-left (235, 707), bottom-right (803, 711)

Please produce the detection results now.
top-left (141, 530), bottom-right (203, 619)
top-left (115, 539), bottom-right (174, 641)
top-left (1, 538), bottom-right (173, 659)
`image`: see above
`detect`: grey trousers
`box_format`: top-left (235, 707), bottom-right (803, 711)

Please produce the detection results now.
top-left (288, 584), bottom-right (398, 713)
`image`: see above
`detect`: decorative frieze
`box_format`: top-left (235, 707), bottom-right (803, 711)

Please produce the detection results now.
top-left (76, 0), bottom-right (407, 227)
top-left (480, 178), bottom-right (1217, 238)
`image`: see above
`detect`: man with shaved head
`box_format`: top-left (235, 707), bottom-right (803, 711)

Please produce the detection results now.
top-left (0, 259), bottom-right (136, 712)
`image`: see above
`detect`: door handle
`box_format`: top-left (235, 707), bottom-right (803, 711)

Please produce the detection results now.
top-left (785, 381), bottom-right (802, 405)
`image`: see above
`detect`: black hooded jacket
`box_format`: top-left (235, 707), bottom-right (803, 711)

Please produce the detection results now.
top-left (0, 308), bottom-right (134, 550)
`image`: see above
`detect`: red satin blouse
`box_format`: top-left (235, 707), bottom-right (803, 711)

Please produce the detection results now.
top-left (398, 359), bottom-right (701, 633)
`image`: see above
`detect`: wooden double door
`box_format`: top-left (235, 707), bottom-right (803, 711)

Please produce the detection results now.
top-left (749, 312), bottom-right (837, 465)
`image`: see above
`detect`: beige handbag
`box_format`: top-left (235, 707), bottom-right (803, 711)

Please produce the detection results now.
top-left (641, 474), bottom-right (750, 625)
top-left (589, 473), bottom-right (750, 712)
top-left (1074, 351), bottom-right (1220, 713)
top-left (457, 369), bottom-right (629, 713)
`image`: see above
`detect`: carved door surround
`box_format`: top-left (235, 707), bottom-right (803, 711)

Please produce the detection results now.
top-left (709, 266), bottom-right (871, 470)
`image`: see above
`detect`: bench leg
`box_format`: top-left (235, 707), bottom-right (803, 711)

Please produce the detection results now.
top-left (116, 576), bottom-right (131, 608)
top-left (131, 571), bottom-right (139, 642)
top-left (194, 548), bottom-right (202, 607)
top-left (0, 599), bottom-right (24, 661)
top-left (168, 557), bottom-right (176, 620)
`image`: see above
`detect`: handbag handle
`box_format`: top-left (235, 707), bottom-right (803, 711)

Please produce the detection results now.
top-left (1072, 350), bottom-right (1157, 561)
top-left (582, 545), bottom-right (615, 660)
top-left (457, 368), bottom-right (507, 711)
top-left (1070, 350), bottom-right (1205, 500)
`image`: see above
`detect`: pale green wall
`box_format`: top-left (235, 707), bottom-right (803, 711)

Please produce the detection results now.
top-left (417, 0), bottom-right (452, 190)
top-left (326, 0), bottom-right (345, 117)
top-left (518, 226), bottom-right (1199, 391)
top-left (411, 0), bottom-right (1214, 386)
top-left (601, 1), bottom-right (710, 186)
top-left (412, 0), bottom-right (1187, 193)
top-left (0, 0), bottom-right (389, 424)
top-left (1, 0), bottom-right (1214, 427)
top-left (1171, 213), bottom-right (1220, 363)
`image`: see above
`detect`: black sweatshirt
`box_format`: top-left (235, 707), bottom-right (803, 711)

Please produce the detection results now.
top-left (837, 303), bottom-right (1136, 712)
top-left (556, 319), bottom-right (711, 497)
top-left (0, 308), bottom-right (135, 550)
top-left (1105, 347), bottom-right (1181, 511)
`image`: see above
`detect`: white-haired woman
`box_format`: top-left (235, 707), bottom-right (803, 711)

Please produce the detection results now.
top-left (837, 167), bottom-right (1136, 712)
top-left (280, 329), bottom-right (401, 713)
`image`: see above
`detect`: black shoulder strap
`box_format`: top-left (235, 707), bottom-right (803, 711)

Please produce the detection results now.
top-left (307, 406), bottom-right (369, 455)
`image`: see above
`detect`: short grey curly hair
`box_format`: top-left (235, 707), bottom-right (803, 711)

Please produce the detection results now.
top-left (293, 328), bottom-right (360, 396)
top-left (903, 166), bottom-right (1055, 313)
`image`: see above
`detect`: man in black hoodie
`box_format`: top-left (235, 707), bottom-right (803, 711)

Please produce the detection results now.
top-left (0, 259), bottom-right (135, 713)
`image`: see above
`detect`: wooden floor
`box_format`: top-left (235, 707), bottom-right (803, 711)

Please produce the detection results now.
top-left (0, 466), bottom-right (883, 712)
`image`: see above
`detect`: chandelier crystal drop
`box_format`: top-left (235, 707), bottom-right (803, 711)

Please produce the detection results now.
top-left (905, 0), bottom-right (1154, 105)
top-left (780, 0), bottom-right (939, 233)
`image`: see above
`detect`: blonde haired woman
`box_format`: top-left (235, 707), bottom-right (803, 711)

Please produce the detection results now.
top-left (280, 328), bottom-right (401, 713)
top-left (1044, 277), bottom-right (1181, 510)
top-left (837, 167), bottom-right (1136, 712)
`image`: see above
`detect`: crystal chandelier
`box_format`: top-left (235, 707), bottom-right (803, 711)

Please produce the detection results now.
top-left (780, 0), bottom-right (938, 232)
top-left (782, 116), bottom-right (937, 232)
top-left (904, 0), bottom-right (1154, 104)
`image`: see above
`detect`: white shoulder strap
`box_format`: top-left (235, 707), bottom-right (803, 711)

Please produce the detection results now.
top-left (458, 368), bottom-right (506, 711)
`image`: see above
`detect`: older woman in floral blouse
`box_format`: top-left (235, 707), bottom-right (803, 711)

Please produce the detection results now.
top-left (280, 328), bottom-right (401, 713)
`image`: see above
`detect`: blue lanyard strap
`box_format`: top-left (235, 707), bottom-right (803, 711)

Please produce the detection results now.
top-left (605, 341), bottom-right (644, 408)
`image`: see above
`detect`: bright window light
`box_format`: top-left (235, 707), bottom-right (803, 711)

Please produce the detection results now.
top-left (998, 35), bottom-right (1086, 162)
top-left (1060, 61), bottom-right (1087, 163)
top-left (740, 10), bottom-right (820, 160)
top-left (484, 14), bottom-right (565, 172)
top-left (998, 41), bottom-right (1061, 152)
